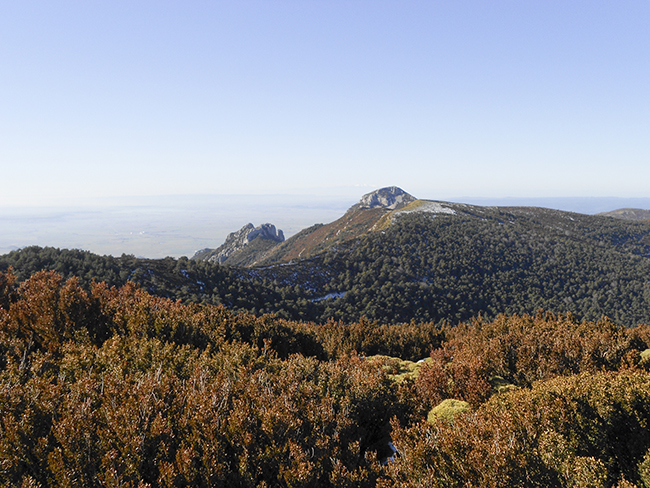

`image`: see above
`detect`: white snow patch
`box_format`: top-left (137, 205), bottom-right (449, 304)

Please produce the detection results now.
top-left (311, 292), bottom-right (346, 302)
top-left (396, 202), bottom-right (456, 215)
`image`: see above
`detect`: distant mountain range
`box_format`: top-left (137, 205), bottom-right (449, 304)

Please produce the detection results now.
top-left (4, 187), bottom-right (650, 326)
top-left (187, 186), bottom-right (650, 325)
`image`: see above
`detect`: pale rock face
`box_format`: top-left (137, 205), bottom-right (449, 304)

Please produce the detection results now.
top-left (395, 201), bottom-right (456, 216)
top-left (206, 223), bottom-right (284, 264)
top-left (357, 186), bottom-right (416, 210)
top-left (246, 223), bottom-right (285, 244)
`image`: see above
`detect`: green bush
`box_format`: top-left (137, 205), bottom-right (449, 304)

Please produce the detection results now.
top-left (427, 399), bottom-right (470, 424)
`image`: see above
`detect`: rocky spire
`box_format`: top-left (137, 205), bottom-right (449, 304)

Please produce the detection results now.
top-left (192, 223), bottom-right (284, 264)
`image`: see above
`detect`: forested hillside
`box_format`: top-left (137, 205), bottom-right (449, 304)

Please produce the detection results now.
top-left (302, 208), bottom-right (650, 325)
top-left (3, 200), bottom-right (650, 326)
top-left (0, 246), bottom-right (301, 317)
top-left (3, 268), bottom-right (650, 487)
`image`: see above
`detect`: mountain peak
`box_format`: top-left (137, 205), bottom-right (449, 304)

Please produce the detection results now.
top-left (354, 186), bottom-right (416, 211)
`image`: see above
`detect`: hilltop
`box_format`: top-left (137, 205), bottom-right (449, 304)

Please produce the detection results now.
top-left (598, 208), bottom-right (650, 221)
top-left (257, 187), bottom-right (417, 264)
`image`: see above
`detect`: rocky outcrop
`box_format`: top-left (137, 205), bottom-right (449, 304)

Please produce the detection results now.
top-left (194, 188), bottom-right (416, 267)
top-left (349, 187), bottom-right (416, 212)
top-left (258, 187), bottom-right (418, 265)
top-left (245, 223), bottom-right (285, 244)
top-left (192, 223), bottom-right (284, 265)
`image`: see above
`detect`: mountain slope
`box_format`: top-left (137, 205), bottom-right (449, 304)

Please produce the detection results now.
top-left (259, 187), bottom-right (417, 265)
top-left (191, 187), bottom-right (417, 267)
top-left (250, 199), bottom-right (650, 325)
top-left (4, 189), bottom-right (650, 326)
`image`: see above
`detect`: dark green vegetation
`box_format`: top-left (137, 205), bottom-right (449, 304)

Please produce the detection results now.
top-left (310, 207), bottom-right (650, 325)
top-left (3, 269), bottom-right (650, 487)
top-left (0, 246), bottom-right (308, 319)
top-left (4, 202), bottom-right (650, 326)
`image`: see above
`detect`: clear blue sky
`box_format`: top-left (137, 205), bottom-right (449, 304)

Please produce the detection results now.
top-left (1, 1), bottom-right (649, 206)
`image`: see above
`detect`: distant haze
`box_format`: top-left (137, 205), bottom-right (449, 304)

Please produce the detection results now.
top-left (2, 193), bottom-right (650, 259)
top-left (0, 194), bottom-right (354, 259)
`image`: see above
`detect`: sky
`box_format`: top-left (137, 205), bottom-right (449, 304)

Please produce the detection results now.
top-left (1, 1), bottom-right (649, 207)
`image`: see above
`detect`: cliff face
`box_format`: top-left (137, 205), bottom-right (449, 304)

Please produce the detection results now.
top-left (192, 223), bottom-right (284, 265)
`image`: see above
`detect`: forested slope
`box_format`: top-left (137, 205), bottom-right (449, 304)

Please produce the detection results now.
top-left (3, 201), bottom-right (650, 326)
top-left (0, 246), bottom-right (312, 318)
top-left (302, 208), bottom-right (650, 325)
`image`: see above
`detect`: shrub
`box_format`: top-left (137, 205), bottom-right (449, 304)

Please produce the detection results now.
top-left (427, 399), bottom-right (470, 424)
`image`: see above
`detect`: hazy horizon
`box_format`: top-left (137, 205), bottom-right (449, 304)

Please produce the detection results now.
top-left (3, 2), bottom-right (649, 257)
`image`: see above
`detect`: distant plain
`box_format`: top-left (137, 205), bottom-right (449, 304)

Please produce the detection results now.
top-left (0, 194), bottom-right (354, 259)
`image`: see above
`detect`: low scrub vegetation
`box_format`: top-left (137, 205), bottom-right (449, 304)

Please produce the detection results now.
top-left (3, 269), bottom-right (650, 486)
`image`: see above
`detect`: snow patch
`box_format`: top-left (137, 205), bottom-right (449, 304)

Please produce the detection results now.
top-left (396, 202), bottom-right (457, 215)
top-left (311, 292), bottom-right (346, 302)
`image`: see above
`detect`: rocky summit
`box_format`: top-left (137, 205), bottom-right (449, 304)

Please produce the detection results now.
top-left (193, 187), bottom-right (417, 267)
top-left (355, 186), bottom-right (416, 211)
top-left (255, 187), bottom-right (419, 265)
